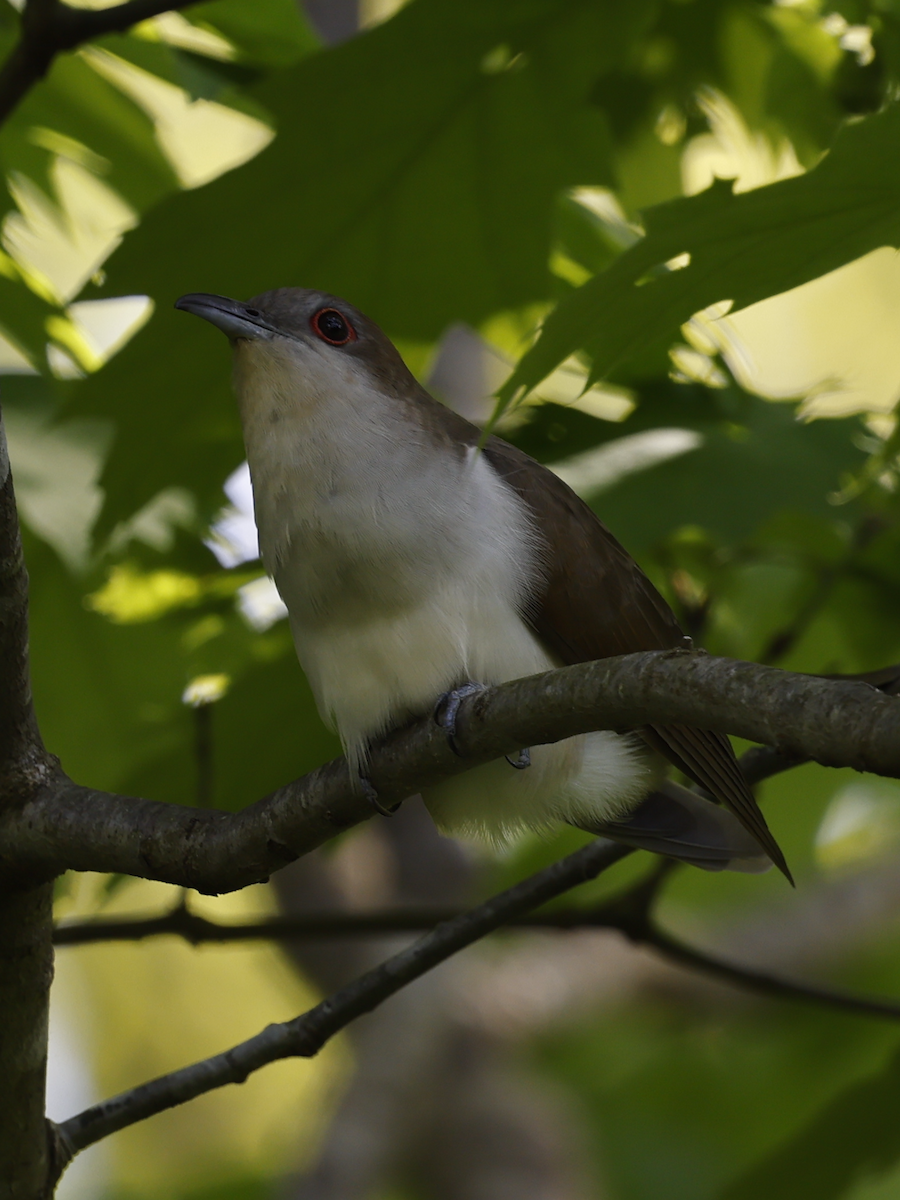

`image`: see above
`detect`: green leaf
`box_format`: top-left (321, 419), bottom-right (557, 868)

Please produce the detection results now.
top-left (0, 52), bottom-right (180, 213)
top-left (90, 33), bottom-right (245, 103)
top-left (2, 375), bottom-right (109, 567)
top-left (511, 385), bottom-right (867, 554)
top-left (0, 271), bottom-right (57, 363)
top-left (191, 0), bottom-right (319, 67)
top-left (22, 516), bottom-right (335, 807)
top-left (535, 974), bottom-right (900, 1200)
top-left (26, 530), bottom-right (193, 793)
top-left (67, 0), bottom-right (654, 533)
top-left (720, 1042), bottom-right (900, 1200)
top-left (501, 102), bottom-right (900, 404)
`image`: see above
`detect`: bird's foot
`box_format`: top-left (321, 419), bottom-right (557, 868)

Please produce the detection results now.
top-left (435, 683), bottom-right (532, 769)
top-left (358, 772), bottom-right (398, 818)
top-left (505, 747), bottom-right (531, 770)
top-left (434, 681), bottom-right (487, 756)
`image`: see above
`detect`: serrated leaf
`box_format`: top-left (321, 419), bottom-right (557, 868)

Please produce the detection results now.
top-left (501, 103), bottom-right (900, 404)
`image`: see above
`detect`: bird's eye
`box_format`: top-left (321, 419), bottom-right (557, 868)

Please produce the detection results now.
top-left (311, 308), bottom-right (355, 346)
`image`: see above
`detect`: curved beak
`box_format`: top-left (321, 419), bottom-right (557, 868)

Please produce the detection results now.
top-left (175, 293), bottom-right (276, 340)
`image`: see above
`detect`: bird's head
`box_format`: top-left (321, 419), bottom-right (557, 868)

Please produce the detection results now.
top-left (175, 288), bottom-right (419, 420)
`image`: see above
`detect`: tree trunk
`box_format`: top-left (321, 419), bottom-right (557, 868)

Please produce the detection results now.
top-left (1, 412), bottom-right (56, 1195)
top-left (0, 882), bottom-right (54, 1198)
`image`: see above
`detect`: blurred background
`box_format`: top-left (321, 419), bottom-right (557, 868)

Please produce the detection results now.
top-left (5, 0), bottom-right (900, 1195)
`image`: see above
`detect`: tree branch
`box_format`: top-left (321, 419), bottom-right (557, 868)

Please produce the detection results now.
top-left (53, 846), bottom-right (900, 1031)
top-left (733, 664), bottom-right (900, 787)
top-left (50, 742), bottom-right (795, 948)
top-left (0, 405), bottom-right (62, 1193)
top-left (52, 837), bottom-right (633, 1173)
top-left (4, 651), bottom-right (900, 893)
top-left (54, 898), bottom-right (705, 946)
top-left (50, 838), bottom-right (900, 1187)
top-left (0, 882), bottom-right (58, 1194)
top-left (0, 0), bottom-right (215, 129)
top-left (641, 925), bottom-right (900, 1021)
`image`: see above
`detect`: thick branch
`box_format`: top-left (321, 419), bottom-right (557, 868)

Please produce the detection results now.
top-left (49, 743), bottom-right (796, 947)
top-left (0, 0), bottom-right (213, 128)
top-left (4, 653), bottom-right (900, 893)
top-left (53, 837), bottom-right (632, 1168)
top-left (0, 883), bottom-right (58, 1199)
top-left (0, 407), bottom-right (59, 1198)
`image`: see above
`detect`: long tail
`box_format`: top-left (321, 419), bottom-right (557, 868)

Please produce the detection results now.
top-left (574, 781), bottom-right (773, 874)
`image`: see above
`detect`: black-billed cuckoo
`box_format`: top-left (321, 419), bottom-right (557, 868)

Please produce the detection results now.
top-left (176, 288), bottom-right (788, 880)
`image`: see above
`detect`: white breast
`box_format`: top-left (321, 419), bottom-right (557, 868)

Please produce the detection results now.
top-left (233, 335), bottom-right (653, 840)
top-left (284, 439), bottom-right (554, 759)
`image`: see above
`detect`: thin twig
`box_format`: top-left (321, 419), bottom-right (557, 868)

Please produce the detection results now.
top-left (50, 897), bottom-right (675, 946)
top-left (51, 845), bottom-right (900, 1188)
top-left (760, 516), bottom-right (891, 666)
top-left (738, 744), bottom-right (807, 786)
top-left (53, 0), bottom-right (212, 42)
top-left (645, 927), bottom-right (900, 1021)
top-left (53, 849), bottom-right (900, 1025)
top-left (52, 837), bottom-right (634, 1170)
top-left (52, 853), bottom-right (677, 946)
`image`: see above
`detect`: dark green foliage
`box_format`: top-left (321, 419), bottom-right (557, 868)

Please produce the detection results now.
top-left (6, 0), bottom-right (900, 1194)
top-left (722, 1041), bottom-right (900, 1200)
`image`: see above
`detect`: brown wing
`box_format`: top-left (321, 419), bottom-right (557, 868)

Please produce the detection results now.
top-left (482, 435), bottom-right (790, 881)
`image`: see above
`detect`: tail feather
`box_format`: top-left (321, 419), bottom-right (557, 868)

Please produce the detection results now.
top-left (642, 723), bottom-right (791, 881)
top-left (574, 781), bottom-right (773, 874)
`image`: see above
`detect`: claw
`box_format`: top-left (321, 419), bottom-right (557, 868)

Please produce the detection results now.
top-left (434, 681), bottom-right (487, 756)
top-left (505, 747), bottom-right (531, 770)
top-left (359, 772), bottom-right (397, 818)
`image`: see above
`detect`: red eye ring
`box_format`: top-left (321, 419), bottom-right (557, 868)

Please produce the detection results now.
top-left (310, 307), bottom-right (356, 346)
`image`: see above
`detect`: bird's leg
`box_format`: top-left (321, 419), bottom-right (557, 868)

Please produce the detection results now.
top-left (434, 681), bottom-right (488, 756)
top-left (358, 772), bottom-right (399, 818)
top-left (505, 747), bottom-right (531, 770)
top-left (434, 681), bottom-right (531, 769)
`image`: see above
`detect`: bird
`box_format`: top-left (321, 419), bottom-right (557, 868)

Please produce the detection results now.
top-left (175, 287), bottom-right (788, 879)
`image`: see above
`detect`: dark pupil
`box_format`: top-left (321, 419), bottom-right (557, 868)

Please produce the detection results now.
top-left (319, 310), bottom-right (348, 341)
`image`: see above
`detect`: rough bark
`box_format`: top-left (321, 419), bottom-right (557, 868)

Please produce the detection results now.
top-left (0, 409), bottom-right (57, 1196)
top-left (0, 884), bottom-right (56, 1200)
top-left (1, 653), bottom-right (899, 894)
